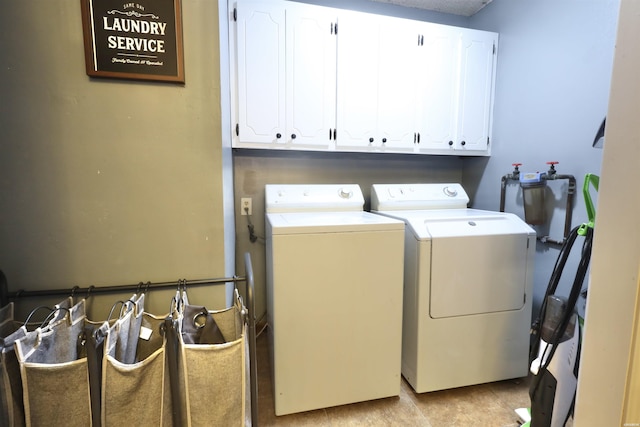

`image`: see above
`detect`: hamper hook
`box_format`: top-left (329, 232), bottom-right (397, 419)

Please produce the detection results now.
top-left (40, 306), bottom-right (70, 328)
top-left (24, 306), bottom-right (54, 326)
top-left (107, 301), bottom-right (126, 321)
top-left (70, 285), bottom-right (80, 304)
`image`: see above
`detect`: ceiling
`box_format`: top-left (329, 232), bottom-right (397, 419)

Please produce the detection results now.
top-left (369, 0), bottom-right (493, 17)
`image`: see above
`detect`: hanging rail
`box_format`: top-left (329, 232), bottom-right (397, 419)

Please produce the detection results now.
top-left (0, 252), bottom-right (258, 427)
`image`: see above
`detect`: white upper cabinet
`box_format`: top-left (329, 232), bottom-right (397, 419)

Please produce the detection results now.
top-left (286, 3), bottom-right (337, 149)
top-left (377, 19), bottom-right (421, 152)
top-left (336, 13), bottom-right (418, 152)
top-left (415, 24), bottom-right (497, 155)
top-left (232, 1), bottom-right (337, 149)
top-left (415, 24), bottom-right (459, 152)
top-left (231, 0), bottom-right (498, 156)
top-left (335, 11), bottom-right (380, 151)
top-left (455, 29), bottom-right (497, 153)
top-left (234, 1), bottom-right (285, 145)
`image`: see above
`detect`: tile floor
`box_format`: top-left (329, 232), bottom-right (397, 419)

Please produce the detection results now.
top-left (254, 329), bottom-right (533, 427)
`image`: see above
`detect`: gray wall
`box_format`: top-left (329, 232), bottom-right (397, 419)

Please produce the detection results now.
top-left (465, 0), bottom-right (619, 315)
top-left (0, 0), bottom-right (233, 319)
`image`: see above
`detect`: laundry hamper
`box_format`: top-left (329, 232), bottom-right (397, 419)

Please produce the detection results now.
top-left (176, 289), bottom-right (247, 426)
top-left (0, 251), bottom-right (258, 427)
top-left (1, 301), bottom-right (78, 427)
top-left (101, 303), bottom-right (175, 426)
top-left (14, 300), bottom-right (93, 427)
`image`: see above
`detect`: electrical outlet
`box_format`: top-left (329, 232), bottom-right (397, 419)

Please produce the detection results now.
top-left (241, 197), bottom-right (252, 216)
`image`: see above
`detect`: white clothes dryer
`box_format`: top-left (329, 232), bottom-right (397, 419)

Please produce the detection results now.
top-left (371, 183), bottom-right (536, 393)
top-left (265, 184), bottom-right (405, 415)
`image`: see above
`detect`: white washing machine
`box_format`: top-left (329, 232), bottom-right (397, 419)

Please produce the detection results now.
top-left (370, 183), bottom-right (536, 393)
top-left (265, 184), bottom-right (405, 415)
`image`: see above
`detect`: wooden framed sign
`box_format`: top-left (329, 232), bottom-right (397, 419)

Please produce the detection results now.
top-left (80, 0), bottom-right (185, 83)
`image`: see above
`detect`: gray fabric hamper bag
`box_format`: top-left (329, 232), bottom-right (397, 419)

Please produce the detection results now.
top-left (101, 300), bottom-right (174, 427)
top-left (178, 290), bottom-right (246, 426)
top-left (1, 300), bottom-right (80, 427)
top-left (14, 300), bottom-right (92, 427)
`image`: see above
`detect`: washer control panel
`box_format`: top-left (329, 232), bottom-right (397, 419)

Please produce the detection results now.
top-left (371, 183), bottom-right (469, 211)
top-left (266, 184), bottom-right (364, 213)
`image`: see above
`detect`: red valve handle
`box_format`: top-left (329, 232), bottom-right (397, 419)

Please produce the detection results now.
top-left (512, 163), bottom-right (522, 167)
top-left (546, 161), bottom-right (558, 176)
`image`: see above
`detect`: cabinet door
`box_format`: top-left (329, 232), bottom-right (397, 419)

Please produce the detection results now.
top-left (455, 29), bottom-right (497, 153)
top-left (416, 24), bottom-right (459, 152)
top-left (336, 12), bottom-right (380, 150)
top-left (377, 18), bottom-right (420, 152)
top-left (235, 2), bottom-right (286, 145)
top-left (286, 4), bottom-right (337, 149)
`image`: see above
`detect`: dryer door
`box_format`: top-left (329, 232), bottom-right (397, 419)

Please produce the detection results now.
top-left (427, 218), bottom-right (531, 318)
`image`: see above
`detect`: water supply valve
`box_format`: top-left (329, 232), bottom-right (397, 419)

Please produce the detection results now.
top-left (500, 161), bottom-right (577, 244)
top-left (511, 163), bottom-right (522, 179)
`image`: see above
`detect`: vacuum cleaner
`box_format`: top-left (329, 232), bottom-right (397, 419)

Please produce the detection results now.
top-left (519, 173), bottom-right (599, 427)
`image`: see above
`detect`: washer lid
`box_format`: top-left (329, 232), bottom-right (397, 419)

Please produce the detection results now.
top-left (376, 209), bottom-right (535, 240)
top-left (266, 211), bottom-right (404, 234)
top-left (266, 184), bottom-right (364, 213)
top-left (371, 183), bottom-right (469, 211)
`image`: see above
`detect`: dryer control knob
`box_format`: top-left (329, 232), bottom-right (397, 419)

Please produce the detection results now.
top-left (443, 186), bottom-right (458, 197)
top-left (339, 188), bottom-right (353, 199)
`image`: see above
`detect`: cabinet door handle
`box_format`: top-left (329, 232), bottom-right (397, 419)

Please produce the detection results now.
top-left (382, 138), bottom-right (387, 143)
top-left (448, 140), bottom-right (453, 146)
top-left (276, 133), bottom-right (282, 139)
top-left (414, 133), bottom-right (417, 143)
top-left (369, 137), bottom-right (374, 143)
top-left (460, 140), bottom-right (466, 146)
top-left (333, 129), bottom-right (337, 140)
top-left (291, 134), bottom-right (297, 139)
